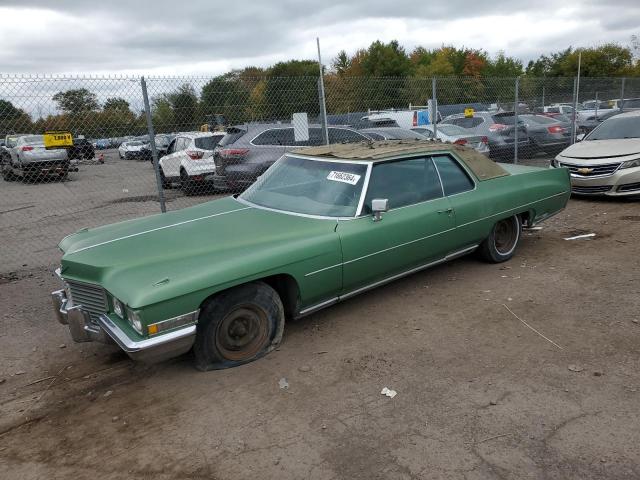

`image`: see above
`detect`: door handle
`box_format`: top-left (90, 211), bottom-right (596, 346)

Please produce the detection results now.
top-left (437, 208), bottom-right (454, 215)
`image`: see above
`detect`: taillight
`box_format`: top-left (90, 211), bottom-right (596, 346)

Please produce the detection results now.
top-left (488, 123), bottom-right (508, 132)
top-left (186, 150), bottom-right (204, 160)
top-left (453, 138), bottom-right (468, 145)
top-left (21, 146), bottom-right (34, 151)
top-left (547, 126), bottom-right (565, 134)
top-left (481, 136), bottom-right (489, 144)
top-left (219, 148), bottom-right (249, 159)
top-left (412, 111), bottom-right (418, 127)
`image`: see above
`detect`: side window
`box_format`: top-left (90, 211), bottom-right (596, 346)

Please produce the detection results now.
top-left (432, 155), bottom-right (474, 196)
top-left (328, 128), bottom-right (368, 144)
top-left (363, 157), bottom-right (443, 213)
top-left (166, 139), bottom-right (176, 154)
top-left (252, 128), bottom-right (294, 146)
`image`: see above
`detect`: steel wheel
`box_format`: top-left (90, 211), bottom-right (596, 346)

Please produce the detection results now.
top-left (493, 217), bottom-right (519, 255)
top-left (215, 305), bottom-right (270, 361)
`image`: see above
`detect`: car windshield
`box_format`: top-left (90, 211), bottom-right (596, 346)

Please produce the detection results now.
top-left (128, 141), bottom-right (144, 146)
top-left (585, 116), bottom-right (640, 140)
top-left (437, 124), bottom-right (467, 136)
top-left (240, 155), bottom-right (368, 218)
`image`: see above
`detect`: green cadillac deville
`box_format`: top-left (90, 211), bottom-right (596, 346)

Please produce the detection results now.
top-left (52, 141), bottom-right (570, 369)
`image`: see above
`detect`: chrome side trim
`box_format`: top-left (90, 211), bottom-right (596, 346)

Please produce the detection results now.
top-left (305, 263), bottom-right (344, 277)
top-left (296, 245), bottom-right (478, 318)
top-left (67, 207), bottom-right (252, 254)
top-left (235, 197), bottom-right (352, 221)
top-left (97, 314), bottom-right (196, 353)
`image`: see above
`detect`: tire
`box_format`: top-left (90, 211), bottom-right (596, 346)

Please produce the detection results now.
top-left (180, 169), bottom-right (195, 195)
top-left (193, 282), bottom-right (285, 371)
top-left (478, 215), bottom-right (522, 263)
top-left (160, 168), bottom-right (171, 189)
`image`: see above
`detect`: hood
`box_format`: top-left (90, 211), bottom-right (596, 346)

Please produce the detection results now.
top-left (559, 138), bottom-right (640, 162)
top-left (59, 197), bottom-right (338, 308)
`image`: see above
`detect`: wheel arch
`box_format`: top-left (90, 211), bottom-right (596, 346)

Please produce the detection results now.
top-left (198, 273), bottom-right (301, 320)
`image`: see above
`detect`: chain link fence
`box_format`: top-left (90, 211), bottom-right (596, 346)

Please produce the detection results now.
top-left (1, 73), bottom-right (639, 273)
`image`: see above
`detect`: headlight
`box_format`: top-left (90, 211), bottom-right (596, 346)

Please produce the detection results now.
top-left (113, 298), bottom-right (124, 318)
top-left (126, 308), bottom-right (143, 334)
top-left (620, 159), bottom-right (640, 169)
top-left (551, 158), bottom-right (561, 168)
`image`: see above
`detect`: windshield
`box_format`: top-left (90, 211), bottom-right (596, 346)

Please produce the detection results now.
top-left (240, 155), bottom-right (368, 217)
top-left (128, 141), bottom-right (144, 146)
top-left (585, 116), bottom-right (640, 141)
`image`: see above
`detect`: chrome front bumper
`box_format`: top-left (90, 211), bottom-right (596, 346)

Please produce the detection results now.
top-left (51, 289), bottom-right (196, 363)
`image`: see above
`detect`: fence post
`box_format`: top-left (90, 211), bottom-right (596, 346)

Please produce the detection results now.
top-left (570, 77), bottom-right (578, 145)
top-left (620, 77), bottom-right (626, 112)
top-left (431, 77), bottom-right (438, 139)
top-left (140, 76), bottom-right (167, 213)
top-left (316, 38), bottom-right (329, 145)
top-left (514, 76), bottom-right (519, 164)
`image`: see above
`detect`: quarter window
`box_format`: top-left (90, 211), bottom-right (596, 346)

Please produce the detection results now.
top-left (432, 155), bottom-right (474, 195)
top-left (363, 157), bottom-right (443, 213)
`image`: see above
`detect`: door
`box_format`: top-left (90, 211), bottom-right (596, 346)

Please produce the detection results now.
top-left (431, 154), bottom-right (488, 248)
top-left (161, 137), bottom-right (186, 177)
top-left (337, 156), bottom-right (456, 294)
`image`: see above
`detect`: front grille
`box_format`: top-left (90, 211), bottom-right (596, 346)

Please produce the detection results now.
top-left (571, 185), bottom-right (612, 194)
top-left (66, 280), bottom-right (108, 324)
top-left (618, 182), bottom-right (640, 192)
top-left (560, 162), bottom-right (621, 177)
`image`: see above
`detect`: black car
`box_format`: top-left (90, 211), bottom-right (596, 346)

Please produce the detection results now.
top-left (67, 138), bottom-right (95, 160)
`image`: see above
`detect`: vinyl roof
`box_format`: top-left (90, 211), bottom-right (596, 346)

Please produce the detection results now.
top-left (292, 140), bottom-right (510, 181)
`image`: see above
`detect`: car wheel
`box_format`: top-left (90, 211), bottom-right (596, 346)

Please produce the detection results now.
top-left (193, 282), bottom-right (285, 371)
top-left (478, 215), bottom-right (522, 263)
top-left (180, 169), bottom-right (195, 195)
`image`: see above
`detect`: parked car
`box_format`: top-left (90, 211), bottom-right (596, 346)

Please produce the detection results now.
top-left (411, 124), bottom-right (489, 154)
top-left (361, 108), bottom-right (441, 128)
top-left (141, 134), bottom-right (175, 162)
top-left (1, 134), bottom-right (70, 182)
top-left (158, 132), bottom-right (226, 194)
top-left (359, 127), bottom-right (428, 140)
top-left (94, 139), bottom-right (112, 150)
top-left (577, 109), bottom-right (621, 135)
top-left (67, 137), bottom-right (95, 160)
top-left (552, 110), bottom-right (640, 196)
top-left (212, 124), bottom-right (370, 191)
top-left (608, 98), bottom-right (640, 110)
top-left (51, 140), bottom-right (570, 368)
top-left (118, 140), bottom-right (147, 160)
top-left (440, 111), bottom-right (529, 160)
top-left (505, 113), bottom-right (571, 156)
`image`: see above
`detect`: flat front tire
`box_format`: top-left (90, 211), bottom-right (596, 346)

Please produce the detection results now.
top-left (193, 282), bottom-right (285, 371)
top-left (478, 215), bottom-right (522, 263)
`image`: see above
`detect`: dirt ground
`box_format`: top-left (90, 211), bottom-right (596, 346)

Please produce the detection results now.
top-left (1, 182), bottom-right (640, 479)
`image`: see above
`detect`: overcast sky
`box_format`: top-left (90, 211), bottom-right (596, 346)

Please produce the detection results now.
top-left (1, 0), bottom-right (639, 76)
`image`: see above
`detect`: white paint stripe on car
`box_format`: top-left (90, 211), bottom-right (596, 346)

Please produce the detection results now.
top-left (67, 207), bottom-right (252, 255)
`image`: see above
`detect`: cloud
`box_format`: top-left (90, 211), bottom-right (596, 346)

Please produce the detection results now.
top-left (0, 1), bottom-right (637, 76)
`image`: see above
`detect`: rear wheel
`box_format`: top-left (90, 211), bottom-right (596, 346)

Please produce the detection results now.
top-left (193, 282), bottom-right (285, 370)
top-left (160, 168), bottom-right (171, 189)
top-left (180, 169), bottom-right (195, 195)
top-left (478, 215), bottom-right (522, 263)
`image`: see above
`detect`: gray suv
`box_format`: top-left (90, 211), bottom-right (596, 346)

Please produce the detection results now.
top-left (213, 123), bottom-right (370, 191)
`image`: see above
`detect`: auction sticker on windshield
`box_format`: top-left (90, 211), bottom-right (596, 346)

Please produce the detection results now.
top-left (327, 171), bottom-right (361, 185)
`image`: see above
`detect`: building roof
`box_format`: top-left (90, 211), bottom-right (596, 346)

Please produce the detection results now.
top-left (292, 140), bottom-right (509, 181)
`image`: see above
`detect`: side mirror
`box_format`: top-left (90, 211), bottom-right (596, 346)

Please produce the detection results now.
top-left (576, 134), bottom-right (585, 142)
top-left (371, 198), bottom-right (389, 222)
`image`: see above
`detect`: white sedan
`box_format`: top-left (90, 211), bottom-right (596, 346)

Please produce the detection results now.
top-left (118, 140), bottom-right (146, 160)
top-left (159, 132), bottom-right (225, 194)
top-left (412, 124), bottom-right (490, 154)
top-left (552, 110), bottom-right (640, 196)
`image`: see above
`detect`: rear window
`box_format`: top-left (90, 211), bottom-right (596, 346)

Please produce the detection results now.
top-left (218, 129), bottom-right (247, 147)
top-left (451, 117), bottom-right (484, 128)
top-left (546, 107), bottom-right (560, 113)
top-left (195, 136), bottom-right (222, 150)
top-left (522, 115), bottom-right (556, 125)
top-left (23, 135), bottom-right (44, 143)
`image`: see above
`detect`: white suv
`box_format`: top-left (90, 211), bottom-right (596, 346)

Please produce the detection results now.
top-left (159, 132), bottom-right (225, 194)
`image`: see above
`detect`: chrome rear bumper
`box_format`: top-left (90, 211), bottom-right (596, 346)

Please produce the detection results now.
top-left (51, 289), bottom-right (195, 363)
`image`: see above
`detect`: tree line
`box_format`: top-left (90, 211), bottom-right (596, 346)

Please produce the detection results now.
top-left (1, 41), bottom-right (639, 138)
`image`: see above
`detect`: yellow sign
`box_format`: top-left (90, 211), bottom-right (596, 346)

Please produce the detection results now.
top-left (43, 131), bottom-right (73, 149)
top-left (464, 108), bottom-right (474, 118)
